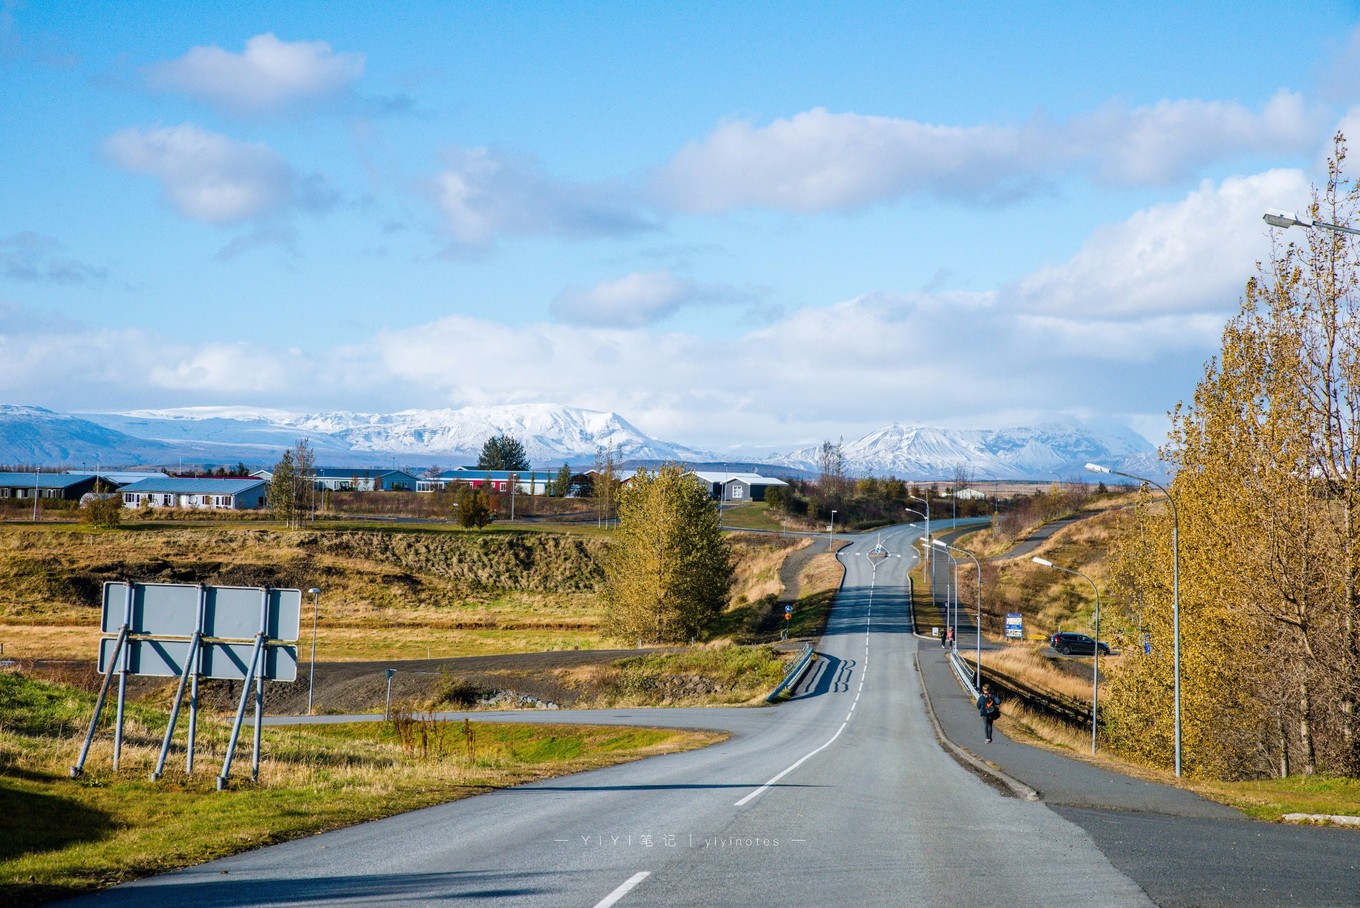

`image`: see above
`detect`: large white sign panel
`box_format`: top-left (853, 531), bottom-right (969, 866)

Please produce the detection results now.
top-left (100, 582), bottom-right (301, 642)
top-left (98, 637), bottom-right (298, 682)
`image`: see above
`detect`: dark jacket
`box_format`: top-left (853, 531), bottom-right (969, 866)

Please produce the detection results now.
top-left (977, 691), bottom-right (1001, 718)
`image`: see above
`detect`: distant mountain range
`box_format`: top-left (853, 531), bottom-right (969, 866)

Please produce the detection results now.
top-left (0, 403), bottom-right (1166, 481)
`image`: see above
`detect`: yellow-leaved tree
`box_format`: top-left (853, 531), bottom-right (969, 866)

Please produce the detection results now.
top-left (1105, 134), bottom-right (1360, 779)
top-left (602, 465), bottom-right (734, 644)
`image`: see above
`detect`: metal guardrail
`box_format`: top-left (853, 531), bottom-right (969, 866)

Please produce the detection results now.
top-left (766, 643), bottom-right (816, 702)
top-left (948, 649), bottom-right (979, 700)
top-left (953, 654), bottom-right (1093, 728)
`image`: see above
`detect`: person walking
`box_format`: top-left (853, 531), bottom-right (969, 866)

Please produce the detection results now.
top-left (977, 682), bottom-right (1001, 744)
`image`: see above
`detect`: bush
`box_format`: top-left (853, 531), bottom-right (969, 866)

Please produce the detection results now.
top-left (81, 495), bottom-right (123, 529)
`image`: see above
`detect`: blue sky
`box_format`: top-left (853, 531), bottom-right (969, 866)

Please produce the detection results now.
top-left (3, 1), bottom-right (1359, 451)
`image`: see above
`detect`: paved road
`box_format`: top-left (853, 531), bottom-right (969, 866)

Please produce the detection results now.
top-left (60, 524), bottom-right (1360, 907)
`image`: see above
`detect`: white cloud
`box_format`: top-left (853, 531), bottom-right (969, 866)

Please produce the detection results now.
top-left (431, 147), bottom-right (653, 251)
top-left (1320, 26), bottom-right (1360, 104)
top-left (102, 124), bottom-right (333, 225)
top-left (552, 270), bottom-right (690, 327)
top-left (143, 33), bottom-right (364, 116)
top-left (2, 168), bottom-right (1300, 448)
top-left (550, 270), bottom-right (751, 327)
top-left (655, 108), bottom-right (1027, 212)
top-left (147, 343), bottom-right (294, 392)
top-left (654, 97), bottom-right (1320, 214)
top-left (1013, 313), bottom-right (1227, 361)
top-left (1072, 91), bottom-right (1316, 185)
top-left (1010, 169), bottom-right (1313, 317)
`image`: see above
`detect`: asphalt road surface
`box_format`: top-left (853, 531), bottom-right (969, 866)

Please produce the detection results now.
top-left (59, 523), bottom-right (1359, 907)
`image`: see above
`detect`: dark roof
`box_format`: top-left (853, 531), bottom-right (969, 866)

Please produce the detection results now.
top-left (0, 472), bottom-right (97, 490)
top-left (118, 478), bottom-right (267, 495)
top-left (313, 468), bottom-right (417, 479)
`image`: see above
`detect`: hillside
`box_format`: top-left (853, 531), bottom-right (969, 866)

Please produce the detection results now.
top-left (0, 525), bottom-right (610, 663)
top-left (0, 521), bottom-right (816, 665)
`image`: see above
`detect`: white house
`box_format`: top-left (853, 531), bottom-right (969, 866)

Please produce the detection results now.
top-left (120, 477), bottom-right (269, 511)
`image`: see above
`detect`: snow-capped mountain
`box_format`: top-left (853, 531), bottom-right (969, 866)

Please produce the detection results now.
top-left (0, 405), bottom-right (176, 466)
top-left (0, 403), bottom-right (1165, 480)
top-left (764, 417), bottom-right (1163, 480)
top-left (69, 404), bottom-right (712, 468)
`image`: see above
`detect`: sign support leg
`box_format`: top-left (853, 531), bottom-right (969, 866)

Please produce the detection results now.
top-left (152, 632), bottom-right (199, 781)
top-left (70, 625), bottom-right (127, 778)
top-left (112, 584), bottom-right (133, 771)
top-left (217, 635), bottom-right (263, 791)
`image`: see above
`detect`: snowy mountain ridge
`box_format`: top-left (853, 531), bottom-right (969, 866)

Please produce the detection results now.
top-left (0, 403), bottom-right (1166, 480)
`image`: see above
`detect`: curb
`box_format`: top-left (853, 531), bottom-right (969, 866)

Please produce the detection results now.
top-left (1283, 812), bottom-right (1360, 828)
top-left (913, 651), bottom-right (1039, 802)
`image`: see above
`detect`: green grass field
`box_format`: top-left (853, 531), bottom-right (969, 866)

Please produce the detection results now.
top-left (0, 671), bottom-right (723, 907)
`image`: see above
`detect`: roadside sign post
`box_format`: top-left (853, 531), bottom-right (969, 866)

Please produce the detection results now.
top-left (152, 584), bottom-right (205, 781)
top-left (112, 582), bottom-right (133, 771)
top-left (74, 581), bottom-right (300, 787)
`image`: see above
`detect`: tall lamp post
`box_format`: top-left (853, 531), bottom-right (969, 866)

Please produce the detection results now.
top-left (934, 539), bottom-right (983, 686)
top-left (942, 548), bottom-right (958, 646)
top-left (903, 507), bottom-right (928, 551)
top-left (1032, 556), bottom-right (1102, 755)
top-left (1087, 461), bottom-right (1181, 777)
top-left (306, 587), bottom-right (321, 716)
top-left (908, 494), bottom-right (931, 563)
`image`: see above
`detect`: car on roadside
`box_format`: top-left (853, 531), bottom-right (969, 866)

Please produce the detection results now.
top-left (1048, 631), bottom-right (1110, 656)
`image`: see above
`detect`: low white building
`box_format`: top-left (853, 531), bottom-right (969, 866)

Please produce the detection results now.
top-left (120, 477), bottom-right (269, 511)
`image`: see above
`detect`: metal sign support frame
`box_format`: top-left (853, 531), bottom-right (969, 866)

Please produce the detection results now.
top-left (76, 581), bottom-right (300, 786)
top-left (152, 585), bottom-right (206, 781)
top-left (112, 583), bottom-right (132, 770)
top-left (217, 588), bottom-right (269, 790)
top-left (70, 623), bottom-right (127, 778)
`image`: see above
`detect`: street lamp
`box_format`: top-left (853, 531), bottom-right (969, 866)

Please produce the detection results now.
top-left (1032, 556), bottom-right (1102, 755)
top-left (1087, 461), bottom-right (1181, 776)
top-left (306, 587), bottom-right (321, 716)
top-left (829, 510), bottom-right (837, 551)
top-left (941, 547), bottom-right (958, 645)
top-left (1263, 208), bottom-right (1360, 237)
top-left (908, 494), bottom-right (931, 563)
top-left (934, 539), bottom-right (983, 686)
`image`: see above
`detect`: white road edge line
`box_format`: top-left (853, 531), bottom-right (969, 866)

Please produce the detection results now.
top-left (735, 719), bottom-right (851, 807)
top-left (733, 541), bottom-right (879, 809)
top-left (593, 871), bottom-right (650, 908)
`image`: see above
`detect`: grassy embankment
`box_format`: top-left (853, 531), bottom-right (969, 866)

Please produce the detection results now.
top-left (0, 517), bottom-right (839, 716)
top-left (0, 521), bottom-right (610, 663)
top-left (0, 669), bottom-right (723, 907)
top-left (1, 518), bottom-right (832, 663)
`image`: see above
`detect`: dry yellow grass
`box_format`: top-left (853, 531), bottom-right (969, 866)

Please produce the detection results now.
top-left (316, 625), bottom-right (604, 661)
top-left (0, 623), bottom-right (92, 661)
top-left (967, 644), bottom-right (1095, 703)
top-left (727, 535), bottom-right (810, 603)
top-left (798, 550), bottom-right (844, 595)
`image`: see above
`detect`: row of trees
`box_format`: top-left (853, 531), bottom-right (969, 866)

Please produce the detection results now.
top-left (1104, 135), bottom-right (1360, 779)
